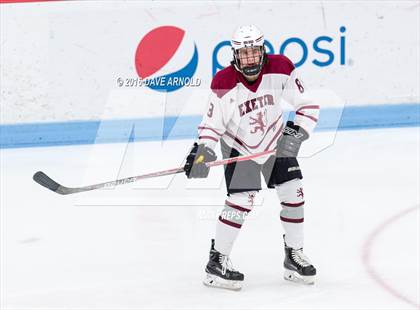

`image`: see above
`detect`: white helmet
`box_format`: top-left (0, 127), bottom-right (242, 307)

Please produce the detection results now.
top-left (231, 25), bottom-right (266, 76)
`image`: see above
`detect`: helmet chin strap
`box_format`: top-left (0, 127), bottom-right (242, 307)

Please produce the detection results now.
top-left (242, 64), bottom-right (262, 76)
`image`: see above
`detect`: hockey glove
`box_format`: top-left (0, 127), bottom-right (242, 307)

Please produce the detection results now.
top-left (184, 143), bottom-right (217, 178)
top-left (276, 121), bottom-right (309, 158)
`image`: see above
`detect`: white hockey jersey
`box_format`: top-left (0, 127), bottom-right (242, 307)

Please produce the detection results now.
top-left (197, 54), bottom-right (320, 164)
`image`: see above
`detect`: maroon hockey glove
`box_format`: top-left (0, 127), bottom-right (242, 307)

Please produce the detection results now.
top-left (184, 143), bottom-right (217, 178)
top-left (276, 121), bottom-right (309, 157)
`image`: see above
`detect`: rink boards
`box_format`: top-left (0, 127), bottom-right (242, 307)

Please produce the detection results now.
top-left (1, 103), bottom-right (419, 149)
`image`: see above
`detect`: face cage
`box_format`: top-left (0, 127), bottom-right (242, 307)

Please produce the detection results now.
top-left (233, 46), bottom-right (266, 77)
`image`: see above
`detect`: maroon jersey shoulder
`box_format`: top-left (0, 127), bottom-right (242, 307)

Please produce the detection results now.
top-left (264, 54), bottom-right (295, 76)
top-left (211, 65), bottom-right (239, 98)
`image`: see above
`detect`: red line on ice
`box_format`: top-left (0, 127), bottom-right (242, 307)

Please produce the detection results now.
top-left (362, 205), bottom-right (419, 309)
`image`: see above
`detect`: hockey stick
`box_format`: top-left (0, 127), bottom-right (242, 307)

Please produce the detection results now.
top-left (33, 149), bottom-right (275, 195)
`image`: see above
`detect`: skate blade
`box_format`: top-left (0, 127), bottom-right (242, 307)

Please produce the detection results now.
top-left (284, 269), bottom-right (315, 285)
top-left (203, 273), bottom-right (242, 291)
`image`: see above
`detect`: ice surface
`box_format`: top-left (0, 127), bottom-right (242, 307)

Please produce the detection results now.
top-left (1, 127), bottom-right (419, 309)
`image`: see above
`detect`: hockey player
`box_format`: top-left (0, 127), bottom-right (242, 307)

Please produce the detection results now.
top-left (184, 25), bottom-right (319, 290)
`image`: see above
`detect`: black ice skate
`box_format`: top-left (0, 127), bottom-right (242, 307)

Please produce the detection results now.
top-left (203, 239), bottom-right (244, 290)
top-left (283, 235), bottom-right (316, 285)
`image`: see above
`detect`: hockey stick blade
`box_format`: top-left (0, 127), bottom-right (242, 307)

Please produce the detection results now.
top-left (33, 171), bottom-right (72, 195)
top-left (33, 167), bottom-right (186, 195)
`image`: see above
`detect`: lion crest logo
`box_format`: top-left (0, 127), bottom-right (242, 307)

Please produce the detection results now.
top-left (249, 111), bottom-right (267, 135)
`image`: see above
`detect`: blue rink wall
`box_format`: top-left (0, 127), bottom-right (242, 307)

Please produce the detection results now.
top-left (1, 103), bottom-right (419, 149)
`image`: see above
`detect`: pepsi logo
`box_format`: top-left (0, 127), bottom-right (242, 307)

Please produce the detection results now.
top-left (135, 26), bottom-right (199, 92)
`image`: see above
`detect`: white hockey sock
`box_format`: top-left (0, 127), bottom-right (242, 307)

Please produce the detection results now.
top-left (214, 191), bottom-right (256, 255)
top-left (275, 179), bottom-right (305, 249)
